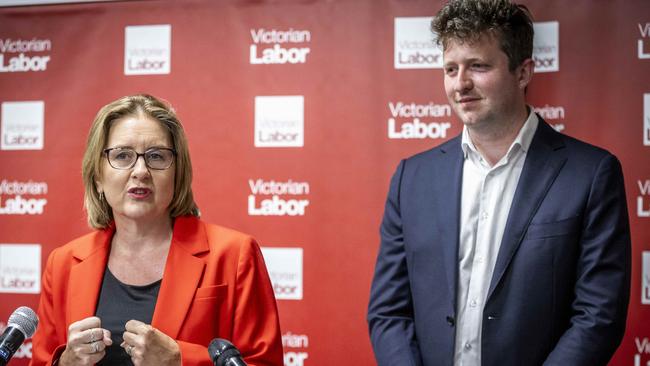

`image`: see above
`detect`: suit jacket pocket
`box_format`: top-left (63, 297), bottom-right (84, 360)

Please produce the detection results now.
top-left (194, 284), bottom-right (227, 300)
top-left (181, 284), bottom-right (229, 345)
top-left (526, 216), bottom-right (580, 240)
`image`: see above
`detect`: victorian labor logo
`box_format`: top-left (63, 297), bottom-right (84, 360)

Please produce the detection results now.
top-left (394, 17), bottom-right (442, 69)
top-left (261, 247), bottom-right (303, 300)
top-left (254, 96), bottom-right (304, 147)
top-left (249, 28), bottom-right (311, 64)
top-left (1, 101), bottom-right (44, 150)
top-left (641, 250), bottom-right (650, 305)
top-left (0, 37), bottom-right (51, 72)
top-left (0, 244), bottom-right (40, 294)
top-left (643, 93), bottom-right (650, 146)
top-left (248, 178), bottom-right (310, 216)
top-left (533, 21), bottom-right (559, 72)
top-left (124, 24), bottom-right (171, 75)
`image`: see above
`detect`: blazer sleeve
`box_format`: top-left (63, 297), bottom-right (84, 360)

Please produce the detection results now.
top-left (231, 237), bottom-right (284, 366)
top-left (544, 154), bottom-right (631, 365)
top-left (367, 160), bottom-right (422, 366)
top-left (30, 249), bottom-right (67, 366)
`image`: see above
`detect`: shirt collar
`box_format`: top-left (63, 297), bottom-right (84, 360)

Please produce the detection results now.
top-left (461, 107), bottom-right (538, 159)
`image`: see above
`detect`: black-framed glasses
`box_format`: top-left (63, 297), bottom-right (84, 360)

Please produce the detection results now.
top-left (103, 147), bottom-right (176, 170)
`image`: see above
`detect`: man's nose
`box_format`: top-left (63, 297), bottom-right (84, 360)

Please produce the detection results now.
top-left (454, 69), bottom-right (473, 92)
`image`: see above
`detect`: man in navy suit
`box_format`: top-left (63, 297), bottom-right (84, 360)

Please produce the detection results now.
top-left (367, 1), bottom-right (631, 365)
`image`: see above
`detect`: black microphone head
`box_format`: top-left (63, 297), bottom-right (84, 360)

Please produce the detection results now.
top-left (208, 338), bottom-right (243, 365)
top-left (208, 338), bottom-right (235, 359)
top-left (7, 306), bottom-right (38, 338)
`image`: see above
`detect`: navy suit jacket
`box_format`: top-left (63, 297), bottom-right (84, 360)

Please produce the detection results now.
top-left (368, 119), bottom-right (631, 366)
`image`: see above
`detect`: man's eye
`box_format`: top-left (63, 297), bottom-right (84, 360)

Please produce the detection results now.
top-left (445, 67), bottom-right (457, 74)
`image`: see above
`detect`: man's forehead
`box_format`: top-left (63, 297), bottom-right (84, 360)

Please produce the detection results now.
top-left (442, 34), bottom-right (503, 60)
top-left (443, 32), bottom-right (499, 51)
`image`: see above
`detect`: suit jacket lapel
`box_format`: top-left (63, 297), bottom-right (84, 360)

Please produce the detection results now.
top-left (487, 120), bottom-right (566, 299)
top-left (68, 228), bottom-right (113, 325)
top-left (151, 216), bottom-right (208, 339)
top-left (437, 138), bottom-right (464, 304)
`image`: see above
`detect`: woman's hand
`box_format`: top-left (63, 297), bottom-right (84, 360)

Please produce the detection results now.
top-left (121, 319), bottom-right (181, 366)
top-left (59, 316), bottom-right (112, 366)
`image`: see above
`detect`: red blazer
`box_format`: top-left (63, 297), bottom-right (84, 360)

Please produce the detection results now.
top-left (30, 216), bottom-right (284, 366)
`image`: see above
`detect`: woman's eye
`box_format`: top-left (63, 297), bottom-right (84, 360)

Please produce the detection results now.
top-left (114, 152), bottom-right (131, 160)
top-left (148, 152), bottom-right (164, 160)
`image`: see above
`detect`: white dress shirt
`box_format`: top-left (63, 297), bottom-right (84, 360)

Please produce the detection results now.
top-left (453, 110), bottom-right (539, 366)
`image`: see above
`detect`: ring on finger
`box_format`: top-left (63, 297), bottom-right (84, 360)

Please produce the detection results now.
top-left (92, 341), bottom-right (100, 353)
top-left (126, 345), bottom-right (134, 356)
top-left (91, 329), bottom-right (100, 342)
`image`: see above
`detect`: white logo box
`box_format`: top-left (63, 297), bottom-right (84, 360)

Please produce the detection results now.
top-left (0, 244), bottom-right (41, 294)
top-left (643, 93), bottom-right (650, 146)
top-left (124, 24), bottom-right (171, 75)
top-left (254, 96), bottom-right (304, 148)
top-left (261, 247), bottom-right (303, 300)
top-left (394, 17), bottom-right (442, 70)
top-left (533, 21), bottom-right (560, 73)
top-left (1, 101), bottom-right (44, 150)
top-left (641, 250), bottom-right (650, 305)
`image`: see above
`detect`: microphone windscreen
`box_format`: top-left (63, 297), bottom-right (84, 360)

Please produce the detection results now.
top-left (7, 306), bottom-right (38, 338)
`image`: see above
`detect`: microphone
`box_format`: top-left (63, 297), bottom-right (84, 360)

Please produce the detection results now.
top-left (0, 306), bottom-right (39, 366)
top-left (208, 338), bottom-right (247, 366)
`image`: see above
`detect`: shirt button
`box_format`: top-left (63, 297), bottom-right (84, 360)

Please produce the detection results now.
top-left (446, 316), bottom-right (455, 326)
top-left (475, 255), bottom-right (484, 263)
top-left (481, 212), bottom-right (488, 220)
top-left (464, 342), bottom-right (472, 350)
top-left (470, 299), bottom-right (477, 307)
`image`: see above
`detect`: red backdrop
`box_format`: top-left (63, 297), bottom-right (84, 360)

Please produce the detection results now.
top-left (1, 1), bottom-right (649, 365)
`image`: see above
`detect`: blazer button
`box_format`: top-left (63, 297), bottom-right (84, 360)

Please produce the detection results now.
top-left (446, 316), bottom-right (455, 326)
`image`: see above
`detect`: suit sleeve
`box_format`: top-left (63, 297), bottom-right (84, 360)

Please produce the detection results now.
top-left (175, 341), bottom-right (212, 366)
top-left (544, 154), bottom-right (631, 366)
top-left (367, 160), bottom-right (422, 366)
top-left (30, 249), bottom-right (66, 366)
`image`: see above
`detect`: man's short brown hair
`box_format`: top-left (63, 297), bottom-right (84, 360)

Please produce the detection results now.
top-left (431, 0), bottom-right (534, 71)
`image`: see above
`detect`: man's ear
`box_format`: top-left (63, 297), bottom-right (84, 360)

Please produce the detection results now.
top-left (517, 58), bottom-right (535, 90)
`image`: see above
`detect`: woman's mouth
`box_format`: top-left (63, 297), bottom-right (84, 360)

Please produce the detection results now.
top-left (127, 187), bottom-right (152, 199)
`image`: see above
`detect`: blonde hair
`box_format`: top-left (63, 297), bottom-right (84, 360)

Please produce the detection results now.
top-left (81, 94), bottom-right (199, 229)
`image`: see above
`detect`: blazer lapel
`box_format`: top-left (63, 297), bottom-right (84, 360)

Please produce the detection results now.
top-left (67, 229), bottom-right (113, 325)
top-left (151, 216), bottom-right (208, 339)
top-left (437, 138), bottom-right (464, 304)
top-left (487, 121), bottom-right (566, 299)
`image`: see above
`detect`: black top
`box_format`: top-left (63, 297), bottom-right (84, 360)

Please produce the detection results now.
top-left (95, 268), bottom-right (161, 366)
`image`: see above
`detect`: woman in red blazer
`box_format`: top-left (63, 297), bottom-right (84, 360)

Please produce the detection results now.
top-left (30, 94), bottom-right (283, 366)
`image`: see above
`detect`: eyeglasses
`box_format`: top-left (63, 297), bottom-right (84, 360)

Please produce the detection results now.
top-left (103, 147), bottom-right (176, 170)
